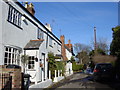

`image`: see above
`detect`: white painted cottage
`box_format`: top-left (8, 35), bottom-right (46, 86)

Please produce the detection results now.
top-left (0, 0), bottom-right (62, 87)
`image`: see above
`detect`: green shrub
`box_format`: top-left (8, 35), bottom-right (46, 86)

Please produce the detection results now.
top-left (48, 53), bottom-right (57, 80)
top-left (56, 61), bottom-right (65, 75)
top-left (48, 52), bottom-right (65, 79)
top-left (72, 62), bottom-right (83, 72)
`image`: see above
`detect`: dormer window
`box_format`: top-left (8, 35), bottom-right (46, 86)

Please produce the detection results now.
top-left (8, 4), bottom-right (22, 28)
top-left (37, 28), bottom-right (44, 39)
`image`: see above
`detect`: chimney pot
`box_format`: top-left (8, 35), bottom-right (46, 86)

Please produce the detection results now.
top-left (68, 39), bottom-right (71, 44)
top-left (29, 3), bottom-right (34, 8)
top-left (25, 2), bottom-right (28, 8)
top-left (45, 23), bottom-right (52, 32)
top-left (25, 2), bottom-right (35, 16)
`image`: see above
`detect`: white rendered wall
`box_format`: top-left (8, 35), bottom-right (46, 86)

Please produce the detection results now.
top-left (66, 49), bottom-right (72, 60)
top-left (0, 0), bottom-right (3, 65)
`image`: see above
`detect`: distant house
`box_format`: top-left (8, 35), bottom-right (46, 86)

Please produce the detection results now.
top-left (0, 0), bottom-right (62, 87)
top-left (60, 35), bottom-right (74, 76)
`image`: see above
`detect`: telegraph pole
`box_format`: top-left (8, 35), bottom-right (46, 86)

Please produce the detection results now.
top-left (94, 27), bottom-right (97, 50)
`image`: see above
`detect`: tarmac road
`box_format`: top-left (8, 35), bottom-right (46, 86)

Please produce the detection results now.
top-left (49, 72), bottom-right (120, 90)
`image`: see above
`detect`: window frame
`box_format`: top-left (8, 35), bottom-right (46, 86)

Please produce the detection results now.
top-left (28, 56), bottom-right (35, 70)
top-left (49, 37), bottom-right (53, 47)
top-left (7, 4), bottom-right (22, 29)
top-left (4, 47), bottom-right (21, 65)
top-left (37, 28), bottom-right (44, 40)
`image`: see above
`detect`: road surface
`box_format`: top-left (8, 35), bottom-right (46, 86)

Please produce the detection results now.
top-left (49, 72), bottom-right (120, 90)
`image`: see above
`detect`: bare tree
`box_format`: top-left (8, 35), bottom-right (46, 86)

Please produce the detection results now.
top-left (74, 43), bottom-right (92, 54)
top-left (74, 43), bottom-right (92, 64)
top-left (91, 37), bottom-right (109, 54)
top-left (97, 38), bottom-right (109, 54)
top-left (77, 51), bottom-right (90, 64)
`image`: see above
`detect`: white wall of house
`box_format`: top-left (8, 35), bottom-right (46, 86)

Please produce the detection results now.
top-left (25, 50), bottom-right (40, 83)
top-left (66, 49), bottom-right (72, 60)
top-left (1, 0), bottom-right (62, 87)
top-left (1, 0), bottom-right (38, 66)
top-left (65, 49), bottom-right (73, 76)
top-left (0, 0), bottom-right (3, 65)
top-left (2, 1), bottom-right (37, 49)
top-left (65, 62), bottom-right (73, 76)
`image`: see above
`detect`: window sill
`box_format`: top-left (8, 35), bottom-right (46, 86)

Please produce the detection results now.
top-left (26, 69), bottom-right (36, 71)
top-left (7, 20), bottom-right (23, 30)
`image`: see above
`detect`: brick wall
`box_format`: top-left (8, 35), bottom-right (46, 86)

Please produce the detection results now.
top-left (0, 65), bottom-right (22, 90)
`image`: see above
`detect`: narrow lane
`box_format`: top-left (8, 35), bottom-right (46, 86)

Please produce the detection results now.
top-left (49, 72), bottom-right (120, 90)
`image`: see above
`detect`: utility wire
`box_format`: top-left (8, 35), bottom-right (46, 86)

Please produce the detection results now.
top-left (59, 3), bottom-right (94, 29)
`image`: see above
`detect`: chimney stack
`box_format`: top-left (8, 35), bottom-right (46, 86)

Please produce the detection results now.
top-left (60, 35), bottom-right (65, 44)
top-left (68, 39), bottom-right (71, 44)
top-left (25, 2), bottom-right (35, 16)
top-left (45, 23), bottom-right (52, 32)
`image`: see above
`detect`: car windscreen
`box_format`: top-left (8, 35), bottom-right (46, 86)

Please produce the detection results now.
top-left (96, 64), bottom-right (112, 70)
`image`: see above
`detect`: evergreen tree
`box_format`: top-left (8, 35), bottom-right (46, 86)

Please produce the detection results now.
top-left (110, 26), bottom-right (120, 79)
top-left (110, 26), bottom-right (120, 57)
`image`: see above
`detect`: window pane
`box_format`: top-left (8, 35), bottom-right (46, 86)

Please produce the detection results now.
top-left (28, 65), bottom-right (31, 69)
top-left (29, 61), bottom-right (32, 64)
top-left (5, 47), bottom-right (8, 51)
top-left (32, 61), bottom-right (34, 64)
top-left (4, 58), bottom-right (7, 64)
top-left (8, 59), bottom-right (11, 64)
top-left (9, 48), bottom-right (11, 52)
top-left (32, 56), bottom-right (34, 60)
top-left (29, 57), bottom-right (31, 60)
top-left (49, 37), bottom-right (52, 46)
top-left (5, 52), bottom-right (8, 57)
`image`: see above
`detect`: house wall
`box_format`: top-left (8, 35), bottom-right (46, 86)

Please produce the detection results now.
top-left (47, 38), bottom-right (61, 55)
top-left (38, 32), bottom-right (62, 82)
top-left (1, 0), bottom-right (62, 86)
top-left (66, 49), bottom-right (72, 60)
top-left (0, 0), bottom-right (3, 65)
top-left (2, 1), bottom-right (37, 50)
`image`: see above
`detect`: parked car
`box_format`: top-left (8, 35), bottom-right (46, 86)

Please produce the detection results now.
top-left (93, 63), bottom-right (115, 81)
top-left (85, 67), bottom-right (93, 75)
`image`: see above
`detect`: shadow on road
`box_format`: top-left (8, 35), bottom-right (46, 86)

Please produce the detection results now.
top-left (86, 75), bottom-right (120, 90)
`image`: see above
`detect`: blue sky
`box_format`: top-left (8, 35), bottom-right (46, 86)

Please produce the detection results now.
top-left (32, 2), bottom-right (118, 48)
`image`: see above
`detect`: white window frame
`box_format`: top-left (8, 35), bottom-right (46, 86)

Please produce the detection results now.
top-left (37, 28), bottom-right (44, 40)
top-left (8, 4), bottom-right (22, 28)
top-left (49, 37), bottom-right (52, 47)
top-left (28, 56), bottom-right (35, 70)
top-left (4, 47), bottom-right (20, 65)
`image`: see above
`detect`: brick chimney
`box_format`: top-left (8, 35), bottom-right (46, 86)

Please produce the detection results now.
top-left (25, 2), bottom-right (35, 16)
top-left (68, 39), bottom-right (71, 44)
top-left (60, 35), bottom-right (68, 61)
top-left (60, 35), bottom-right (65, 44)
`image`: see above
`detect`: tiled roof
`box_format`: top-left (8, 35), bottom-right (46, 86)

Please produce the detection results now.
top-left (64, 45), bottom-right (71, 52)
top-left (24, 39), bottom-right (44, 50)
